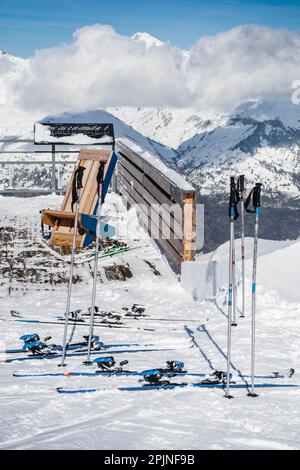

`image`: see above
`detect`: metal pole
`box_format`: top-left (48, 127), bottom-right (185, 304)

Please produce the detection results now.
top-left (240, 196), bottom-right (245, 318)
top-left (239, 175), bottom-right (245, 318)
top-left (84, 163), bottom-right (105, 365)
top-left (84, 198), bottom-right (102, 365)
top-left (225, 177), bottom-right (236, 399)
top-left (232, 224), bottom-right (237, 327)
top-left (59, 200), bottom-right (80, 367)
top-left (248, 183), bottom-right (262, 398)
top-left (226, 209), bottom-right (234, 399)
top-left (51, 145), bottom-right (56, 194)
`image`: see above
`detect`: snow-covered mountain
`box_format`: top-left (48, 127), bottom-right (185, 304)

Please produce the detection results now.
top-left (2, 47), bottom-right (300, 202)
top-left (132, 32), bottom-right (165, 48)
top-left (109, 100), bottom-right (300, 200)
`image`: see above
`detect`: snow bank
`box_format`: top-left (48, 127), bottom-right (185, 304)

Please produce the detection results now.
top-left (182, 237), bottom-right (299, 302)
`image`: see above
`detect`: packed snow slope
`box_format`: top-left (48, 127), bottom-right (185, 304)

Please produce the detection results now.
top-left (0, 194), bottom-right (299, 450)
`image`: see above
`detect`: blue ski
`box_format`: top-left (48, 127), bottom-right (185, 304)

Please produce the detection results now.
top-left (2, 347), bottom-right (174, 363)
top-left (13, 370), bottom-right (207, 379)
top-left (57, 382), bottom-right (300, 394)
top-left (0, 342), bottom-right (142, 355)
top-left (12, 370), bottom-right (295, 380)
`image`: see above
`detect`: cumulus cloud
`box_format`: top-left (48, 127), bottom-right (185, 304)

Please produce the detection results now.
top-left (15, 24), bottom-right (193, 113)
top-left (6, 23), bottom-right (300, 115)
top-left (189, 25), bottom-right (300, 113)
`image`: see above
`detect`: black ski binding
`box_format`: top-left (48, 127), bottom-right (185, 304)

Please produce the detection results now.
top-left (92, 357), bottom-right (131, 374)
top-left (20, 334), bottom-right (40, 345)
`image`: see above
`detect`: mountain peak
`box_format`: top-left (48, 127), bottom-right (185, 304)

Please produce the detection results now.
top-left (132, 32), bottom-right (165, 48)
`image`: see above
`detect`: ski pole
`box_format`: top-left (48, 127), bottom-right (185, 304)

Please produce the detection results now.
top-left (84, 162), bottom-right (105, 366)
top-left (238, 175), bottom-right (245, 318)
top-left (245, 182), bottom-right (262, 397)
top-left (60, 166), bottom-right (85, 367)
top-left (232, 219), bottom-right (237, 327)
top-left (225, 177), bottom-right (236, 399)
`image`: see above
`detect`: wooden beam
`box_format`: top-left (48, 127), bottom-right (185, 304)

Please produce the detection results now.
top-left (183, 193), bottom-right (196, 261)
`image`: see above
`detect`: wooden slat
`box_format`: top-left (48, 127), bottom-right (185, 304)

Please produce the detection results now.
top-left (183, 193), bottom-right (196, 261)
top-left (118, 175), bottom-right (183, 256)
top-left (50, 231), bottom-right (82, 248)
top-left (118, 165), bottom-right (183, 239)
top-left (118, 149), bottom-right (179, 201)
top-left (118, 158), bottom-right (180, 205)
top-left (119, 181), bottom-right (182, 270)
top-left (118, 142), bottom-right (186, 197)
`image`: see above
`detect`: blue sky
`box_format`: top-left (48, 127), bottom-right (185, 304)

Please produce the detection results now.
top-left (1, 0), bottom-right (300, 57)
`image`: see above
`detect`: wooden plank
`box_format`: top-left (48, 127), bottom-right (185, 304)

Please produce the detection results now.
top-left (118, 141), bottom-right (194, 195)
top-left (119, 181), bottom-right (182, 270)
top-left (118, 147), bottom-right (176, 198)
top-left (183, 193), bottom-right (196, 261)
top-left (42, 210), bottom-right (75, 227)
top-left (118, 165), bottom-right (183, 239)
top-left (118, 175), bottom-right (183, 256)
top-left (118, 159), bottom-right (184, 226)
top-left (50, 231), bottom-right (82, 249)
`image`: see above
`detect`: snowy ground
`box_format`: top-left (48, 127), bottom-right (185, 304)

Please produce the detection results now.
top-left (0, 194), bottom-right (299, 450)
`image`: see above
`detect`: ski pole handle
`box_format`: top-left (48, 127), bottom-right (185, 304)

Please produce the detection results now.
top-left (239, 175), bottom-right (245, 193)
top-left (229, 177), bottom-right (236, 218)
top-left (229, 177), bottom-right (236, 208)
top-left (253, 183), bottom-right (262, 208)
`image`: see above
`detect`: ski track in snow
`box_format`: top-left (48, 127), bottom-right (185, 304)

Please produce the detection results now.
top-left (0, 195), bottom-right (300, 450)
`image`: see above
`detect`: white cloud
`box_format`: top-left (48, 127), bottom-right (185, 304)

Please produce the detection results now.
top-left (188, 25), bottom-right (300, 113)
top-left (15, 24), bottom-right (193, 113)
top-left (4, 23), bottom-right (300, 115)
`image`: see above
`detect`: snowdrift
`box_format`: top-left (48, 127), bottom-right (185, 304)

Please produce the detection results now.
top-left (182, 238), bottom-right (300, 302)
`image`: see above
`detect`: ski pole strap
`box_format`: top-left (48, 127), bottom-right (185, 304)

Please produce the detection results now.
top-left (71, 166), bottom-right (86, 212)
top-left (244, 183), bottom-right (262, 214)
top-left (229, 177), bottom-right (239, 220)
top-left (97, 162), bottom-right (106, 204)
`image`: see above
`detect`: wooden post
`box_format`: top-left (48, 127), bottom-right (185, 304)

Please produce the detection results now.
top-left (183, 193), bottom-right (196, 262)
top-left (51, 145), bottom-right (56, 194)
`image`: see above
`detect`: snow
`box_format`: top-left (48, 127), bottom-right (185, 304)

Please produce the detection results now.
top-left (132, 32), bottom-right (166, 48)
top-left (182, 237), bottom-right (300, 302)
top-left (34, 123), bottom-right (114, 145)
top-left (0, 195), bottom-right (300, 450)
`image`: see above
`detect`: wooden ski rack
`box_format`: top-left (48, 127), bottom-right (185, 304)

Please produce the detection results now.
top-left (41, 149), bottom-right (118, 248)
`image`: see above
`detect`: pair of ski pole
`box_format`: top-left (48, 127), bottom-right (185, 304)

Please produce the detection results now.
top-left (226, 177), bottom-right (262, 399)
top-left (60, 163), bottom-right (105, 367)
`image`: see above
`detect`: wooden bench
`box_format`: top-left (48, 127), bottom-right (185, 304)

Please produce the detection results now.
top-left (41, 149), bottom-right (118, 248)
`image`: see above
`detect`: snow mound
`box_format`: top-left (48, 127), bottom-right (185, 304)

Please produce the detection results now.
top-left (182, 237), bottom-right (300, 302)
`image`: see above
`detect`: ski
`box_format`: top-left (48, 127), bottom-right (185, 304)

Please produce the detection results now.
top-left (2, 347), bottom-right (174, 364)
top-left (75, 245), bottom-right (141, 264)
top-left (57, 382), bottom-right (300, 394)
top-left (0, 341), bottom-right (143, 355)
top-left (13, 368), bottom-right (295, 380)
top-left (0, 318), bottom-right (156, 332)
top-left (41, 240), bottom-right (144, 266)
